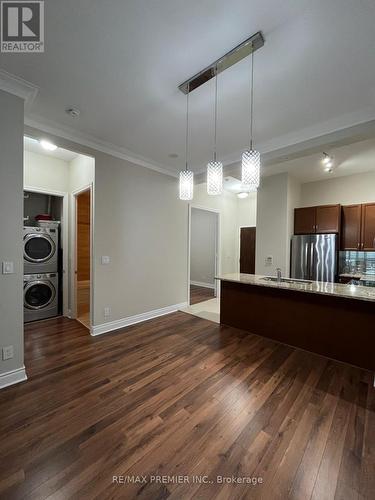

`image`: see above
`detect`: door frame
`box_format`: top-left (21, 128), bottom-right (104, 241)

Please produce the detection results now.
top-left (238, 225), bottom-right (256, 274)
top-left (187, 204), bottom-right (221, 306)
top-left (23, 185), bottom-right (70, 317)
top-left (71, 183), bottom-right (94, 332)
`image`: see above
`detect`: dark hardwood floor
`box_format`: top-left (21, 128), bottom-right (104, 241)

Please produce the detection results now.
top-left (190, 285), bottom-right (215, 305)
top-left (0, 313), bottom-right (374, 499)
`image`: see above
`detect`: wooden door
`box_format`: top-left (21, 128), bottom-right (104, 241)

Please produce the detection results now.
top-left (341, 205), bottom-right (362, 250)
top-left (315, 204), bottom-right (341, 233)
top-left (361, 203), bottom-right (375, 251)
top-left (240, 227), bottom-right (256, 274)
top-left (76, 190), bottom-right (91, 325)
top-left (77, 191), bottom-right (90, 281)
top-left (294, 207), bottom-right (316, 234)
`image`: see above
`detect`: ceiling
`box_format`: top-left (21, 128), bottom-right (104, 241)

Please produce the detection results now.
top-left (264, 137), bottom-right (375, 183)
top-left (24, 136), bottom-right (79, 162)
top-left (2, 0), bottom-right (375, 175)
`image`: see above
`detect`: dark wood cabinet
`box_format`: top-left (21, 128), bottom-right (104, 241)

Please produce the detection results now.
top-left (341, 203), bottom-right (375, 250)
top-left (341, 204), bottom-right (362, 250)
top-left (315, 205), bottom-right (341, 233)
top-left (294, 205), bottom-right (340, 234)
top-left (294, 207), bottom-right (316, 234)
top-left (361, 203), bottom-right (375, 251)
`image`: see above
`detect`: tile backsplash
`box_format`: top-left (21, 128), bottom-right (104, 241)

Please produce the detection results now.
top-left (339, 251), bottom-right (375, 275)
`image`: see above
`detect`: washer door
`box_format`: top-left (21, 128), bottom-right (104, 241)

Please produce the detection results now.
top-left (24, 280), bottom-right (56, 310)
top-left (24, 234), bottom-right (55, 263)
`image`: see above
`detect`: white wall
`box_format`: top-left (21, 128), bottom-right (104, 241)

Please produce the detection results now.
top-left (23, 150), bottom-right (70, 192)
top-left (256, 173), bottom-right (300, 276)
top-left (0, 91), bottom-right (25, 384)
top-left (69, 154), bottom-right (95, 193)
top-left (190, 208), bottom-right (217, 286)
top-left (237, 193), bottom-right (257, 230)
top-left (300, 171), bottom-right (375, 206)
top-left (93, 154), bottom-right (187, 323)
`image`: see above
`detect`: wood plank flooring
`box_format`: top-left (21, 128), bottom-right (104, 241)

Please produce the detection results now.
top-left (0, 313), bottom-right (374, 499)
top-left (190, 285), bottom-right (215, 305)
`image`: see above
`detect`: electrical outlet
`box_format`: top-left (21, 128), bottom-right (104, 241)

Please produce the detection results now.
top-left (2, 345), bottom-right (14, 360)
top-left (101, 256), bottom-right (110, 265)
top-left (2, 261), bottom-right (14, 274)
top-left (104, 307), bottom-right (111, 318)
top-left (265, 256), bottom-right (273, 266)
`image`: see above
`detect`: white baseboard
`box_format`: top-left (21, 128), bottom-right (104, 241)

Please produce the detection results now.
top-left (190, 280), bottom-right (215, 289)
top-left (0, 366), bottom-right (27, 390)
top-left (91, 302), bottom-right (188, 336)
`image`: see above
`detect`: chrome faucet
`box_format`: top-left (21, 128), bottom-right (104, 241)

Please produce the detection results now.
top-left (276, 268), bottom-right (282, 283)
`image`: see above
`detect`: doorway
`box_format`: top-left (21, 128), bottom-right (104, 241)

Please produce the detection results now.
top-left (75, 188), bottom-right (91, 329)
top-left (239, 226), bottom-right (256, 274)
top-left (188, 207), bottom-right (220, 306)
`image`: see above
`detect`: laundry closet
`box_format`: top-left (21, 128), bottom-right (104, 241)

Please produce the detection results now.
top-left (23, 136), bottom-right (94, 330)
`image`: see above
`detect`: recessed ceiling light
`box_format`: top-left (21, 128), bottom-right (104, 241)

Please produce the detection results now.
top-left (65, 107), bottom-right (81, 118)
top-left (237, 192), bottom-right (249, 199)
top-left (40, 139), bottom-right (57, 151)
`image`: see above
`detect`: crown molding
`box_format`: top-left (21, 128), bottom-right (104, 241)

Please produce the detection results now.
top-left (0, 69), bottom-right (39, 109)
top-left (24, 114), bottom-right (179, 178)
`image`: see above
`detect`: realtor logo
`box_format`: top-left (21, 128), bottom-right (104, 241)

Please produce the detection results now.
top-left (1, 0), bottom-right (44, 52)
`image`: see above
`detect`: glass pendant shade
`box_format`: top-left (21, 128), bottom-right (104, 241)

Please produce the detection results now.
top-left (241, 149), bottom-right (260, 190)
top-left (179, 170), bottom-right (194, 200)
top-left (207, 160), bottom-right (223, 195)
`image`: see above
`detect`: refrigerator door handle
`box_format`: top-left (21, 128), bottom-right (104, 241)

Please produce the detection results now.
top-left (309, 240), bottom-right (314, 280)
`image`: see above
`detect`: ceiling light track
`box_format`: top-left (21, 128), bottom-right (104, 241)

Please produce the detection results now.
top-left (179, 31), bottom-right (265, 95)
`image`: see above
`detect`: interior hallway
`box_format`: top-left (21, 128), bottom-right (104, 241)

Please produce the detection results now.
top-left (190, 284), bottom-right (215, 305)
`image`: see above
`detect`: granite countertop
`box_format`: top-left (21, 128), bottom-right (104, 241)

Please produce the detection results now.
top-left (216, 273), bottom-right (375, 303)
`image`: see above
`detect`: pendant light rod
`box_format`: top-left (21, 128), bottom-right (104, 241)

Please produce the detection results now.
top-left (179, 31), bottom-right (264, 95)
top-left (185, 89), bottom-right (189, 170)
top-left (213, 65), bottom-right (218, 161)
top-left (249, 48), bottom-right (254, 150)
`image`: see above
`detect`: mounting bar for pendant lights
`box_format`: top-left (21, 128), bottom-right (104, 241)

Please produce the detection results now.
top-left (179, 31), bottom-right (265, 94)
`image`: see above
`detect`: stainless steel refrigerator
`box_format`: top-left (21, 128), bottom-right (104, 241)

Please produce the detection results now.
top-left (290, 234), bottom-right (338, 282)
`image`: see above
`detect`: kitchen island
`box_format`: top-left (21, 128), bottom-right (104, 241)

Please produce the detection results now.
top-left (218, 273), bottom-right (375, 372)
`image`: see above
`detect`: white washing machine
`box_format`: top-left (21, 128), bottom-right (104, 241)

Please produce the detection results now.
top-left (23, 226), bottom-right (58, 274)
top-left (24, 273), bottom-right (59, 323)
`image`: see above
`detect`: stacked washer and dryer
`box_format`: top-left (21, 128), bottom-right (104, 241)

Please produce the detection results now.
top-left (23, 225), bottom-right (60, 322)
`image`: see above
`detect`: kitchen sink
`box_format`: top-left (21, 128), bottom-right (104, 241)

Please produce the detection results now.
top-left (261, 277), bottom-right (313, 285)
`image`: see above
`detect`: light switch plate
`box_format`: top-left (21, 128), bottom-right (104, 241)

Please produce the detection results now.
top-left (2, 345), bottom-right (14, 360)
top-left (2, 261), bottom-right (14, 274)
top-left (101, 256), bottom-right (110, 265)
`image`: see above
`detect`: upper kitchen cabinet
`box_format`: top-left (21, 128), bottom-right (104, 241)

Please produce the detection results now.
top-left (294, 205), bottom-right (340, 234)
top-left (294, 207), bottom-right (316, 234)
top-left (341, 203), bottom-right (375, 250)
top-left (341, 204), bottom-right (362, 250)
top-left (361, 203), bottom-right (375, 250)
top-left (315, 204), bottom-right (341, 233)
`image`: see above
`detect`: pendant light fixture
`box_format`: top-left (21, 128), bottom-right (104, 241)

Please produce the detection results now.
top-left (207, 66), bottom-right (223, 195)
top-left (179, 90), bottom-right (194, 200)
top-left (241, 47), bottom-right (260, 191)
